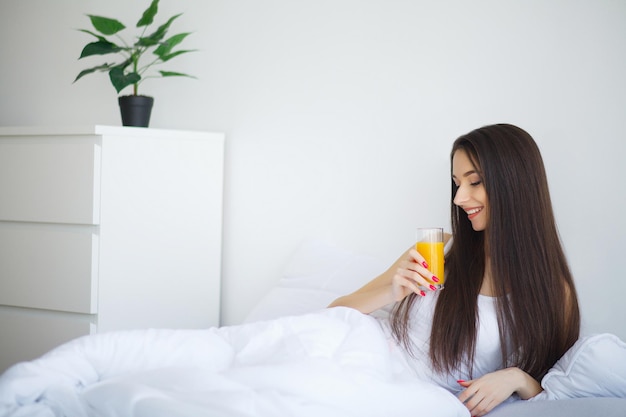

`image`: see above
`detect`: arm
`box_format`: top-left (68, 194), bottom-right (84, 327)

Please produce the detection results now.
top-left (457, 367), bottom-right (542, 416)
top-left (328, 246), bottom-right (439, 314)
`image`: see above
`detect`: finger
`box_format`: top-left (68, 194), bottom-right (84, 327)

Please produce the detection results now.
top-left (456, 382), bottom-right (475, 404)
top-left (476, 398), bottom-right (498, 416)
top-left (466, 392), bottom-right (500, 417)
top-left (405, 251), bottom-right (441, 285)
top-left (393, 274), bottom-right (426, 297)
top-left (408, 248), bottom-right (429, 268)
top-left (465, 394), bottom-right (486, 416)
top-left (400, 268), bottom-right (439, 291)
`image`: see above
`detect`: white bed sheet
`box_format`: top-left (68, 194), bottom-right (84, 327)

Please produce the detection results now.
top-left (0, 307), bottom-right (469, 417)
top-left (3, 239), bottom-right (625, 417)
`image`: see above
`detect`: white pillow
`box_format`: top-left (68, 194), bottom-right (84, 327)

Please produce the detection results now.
top-left (244, 239), bottom-right (387, 323)
top-left (533, 333), bottom-right (626, 400)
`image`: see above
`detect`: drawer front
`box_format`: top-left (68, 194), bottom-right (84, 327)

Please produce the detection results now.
top-left (0, 223), bottom-right (98, 314)
top-left (0, 137), bottom-right (101, 225)
top-left (0, 307), bottom-right (95, 373)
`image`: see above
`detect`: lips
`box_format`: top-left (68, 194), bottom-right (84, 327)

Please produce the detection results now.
top-left (465, 207), bottom-right (483, 220)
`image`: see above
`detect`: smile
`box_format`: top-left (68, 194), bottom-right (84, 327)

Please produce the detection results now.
top-left (466, 207), bottom-right (483, 219)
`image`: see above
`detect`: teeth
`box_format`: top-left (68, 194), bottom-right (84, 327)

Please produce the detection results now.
top-left (467, 208), bottom-right (482, 215)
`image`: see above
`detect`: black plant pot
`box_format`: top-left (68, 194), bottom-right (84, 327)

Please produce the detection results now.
top-left (118, 95), bottom-right (154, 127)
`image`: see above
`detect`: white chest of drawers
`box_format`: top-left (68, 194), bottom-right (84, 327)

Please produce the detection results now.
top-left (0, 126), bottom-right (224, 372)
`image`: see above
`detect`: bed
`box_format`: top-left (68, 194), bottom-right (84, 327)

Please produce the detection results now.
top-left (1, 239), bottom-right (625, 417)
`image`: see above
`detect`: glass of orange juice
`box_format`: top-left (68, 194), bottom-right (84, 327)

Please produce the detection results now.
top-left (416, 227), bottom-right (445, 288)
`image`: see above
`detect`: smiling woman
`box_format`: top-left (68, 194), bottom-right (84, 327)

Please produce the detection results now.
top-left (329, 124), bottom-right (581, 416)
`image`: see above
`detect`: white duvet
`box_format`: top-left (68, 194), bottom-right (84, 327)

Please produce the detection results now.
top-left (0, 307), bottom-right (469, 417)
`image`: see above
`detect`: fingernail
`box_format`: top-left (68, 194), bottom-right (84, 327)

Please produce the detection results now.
top-left (429, 285), bottom-right (437, 291)
top-left (457, 379), bottom-right (465, 384)
top-left (422, 261), bottom-right (429, 268)
top-left (419, 290), bottom-right (426, 297)
top-left (432, 276), bottom-right (440, 283)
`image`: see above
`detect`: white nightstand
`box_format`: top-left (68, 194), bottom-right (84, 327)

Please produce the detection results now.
top-left (0, 126), bottom-right (224, 372)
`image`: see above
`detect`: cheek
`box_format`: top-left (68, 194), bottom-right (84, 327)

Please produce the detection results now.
top-left (479, 189), bottom-right (489, 206)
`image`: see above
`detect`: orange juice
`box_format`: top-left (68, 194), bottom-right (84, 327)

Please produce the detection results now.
top-left (416, 241), bottom-right (445, 284)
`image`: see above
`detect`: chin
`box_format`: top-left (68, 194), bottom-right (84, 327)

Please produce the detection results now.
top-left (470, 221), bottom-right (487, 232)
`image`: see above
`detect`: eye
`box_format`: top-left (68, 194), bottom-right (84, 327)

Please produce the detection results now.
top-left (470, 180), bottom-right (482, 186)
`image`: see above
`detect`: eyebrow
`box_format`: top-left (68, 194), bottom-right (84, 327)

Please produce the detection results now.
top-left (452, 170), bottom-right (479, 179)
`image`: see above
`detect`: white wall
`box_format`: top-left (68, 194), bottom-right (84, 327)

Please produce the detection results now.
top-left (1, 0), bottom-right (625, 339)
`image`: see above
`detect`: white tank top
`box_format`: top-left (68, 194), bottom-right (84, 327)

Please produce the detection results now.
top-left (383, 292), bottom-right (506, 395)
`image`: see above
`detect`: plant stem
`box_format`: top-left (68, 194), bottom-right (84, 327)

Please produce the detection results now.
top-left (136, 28), bottom-right (147, 94)
top-left (133, 50), bottom-right (140, 95)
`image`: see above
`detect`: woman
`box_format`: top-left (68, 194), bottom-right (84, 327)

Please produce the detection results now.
top-left (329, 124), bottom-right (580, 416)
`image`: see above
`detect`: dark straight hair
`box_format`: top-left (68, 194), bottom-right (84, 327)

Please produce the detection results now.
top-left (391, 124), bottom-right (580, 380)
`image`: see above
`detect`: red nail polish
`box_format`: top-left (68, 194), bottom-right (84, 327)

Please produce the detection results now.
top-left (419, 290), bottom-right (426, 297)
top-left (422, 261), bottom-right (429, 268)
top-left (429, 285), bottom-right (437, 291)
top-left (432, 276), bottom-right (440, 283)
top-left (457, 379), bottom-right (465, 384)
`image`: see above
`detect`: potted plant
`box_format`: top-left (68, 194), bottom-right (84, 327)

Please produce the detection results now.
top-left (74, 0), bottom-right (196, 127)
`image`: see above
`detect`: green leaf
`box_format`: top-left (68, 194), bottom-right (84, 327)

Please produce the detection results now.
top-left (136, 35), bottom-right (160, 48)
top-left (73, 63), bottom-right (115, 83)
top-left (77, 28), bottom-right (108, 42)
top-left (153, 32), bottom-right (191, 57)
top-left (159, 71), bottom-right (196, 78)
top-left (155, 49), bottom-right (196, 62)
top-left (79, 40), bottom-right (122, 58)
top-left (88, 15), bottom-right (126, 36)
top-left (137, 14), bottom-right (181, 47)
top-left (109, 66), bottom-right (141, 93)
top-left (137, 0), bottom-right (159, 27)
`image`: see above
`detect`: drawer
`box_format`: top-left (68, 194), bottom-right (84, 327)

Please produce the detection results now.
top-left (0, 222), bottom-right (98, 314)
top-left (0, 137), bottom-right (101, 225)
top-left (0, 307), bottom-right (95, 373)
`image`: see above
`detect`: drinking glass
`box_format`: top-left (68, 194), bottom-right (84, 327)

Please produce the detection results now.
top-left (416, 227), bottom-right (445, 288)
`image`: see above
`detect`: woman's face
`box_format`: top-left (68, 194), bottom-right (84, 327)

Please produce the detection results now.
top-left (452, 149), bottom-right (489, 231)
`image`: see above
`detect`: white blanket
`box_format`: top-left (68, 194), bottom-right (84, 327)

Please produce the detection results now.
top-left (531, 333), bottom-right (626, 401)
top-left (0, 307), bottom-right (469, 417)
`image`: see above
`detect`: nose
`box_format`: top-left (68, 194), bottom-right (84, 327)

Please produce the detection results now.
top-left (453, 185), bottom-right (469, 206)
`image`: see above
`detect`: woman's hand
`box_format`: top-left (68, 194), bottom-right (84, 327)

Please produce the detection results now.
top-left (327, 246), bottom-right (440, 313)
top-left (457, 368), bottom-right (542, 416)
top-left (390, 248), bottom-right (440, 302)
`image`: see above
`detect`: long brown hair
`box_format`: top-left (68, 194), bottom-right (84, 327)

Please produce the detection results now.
top-left (391, 124), bottom-right (580, 380)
